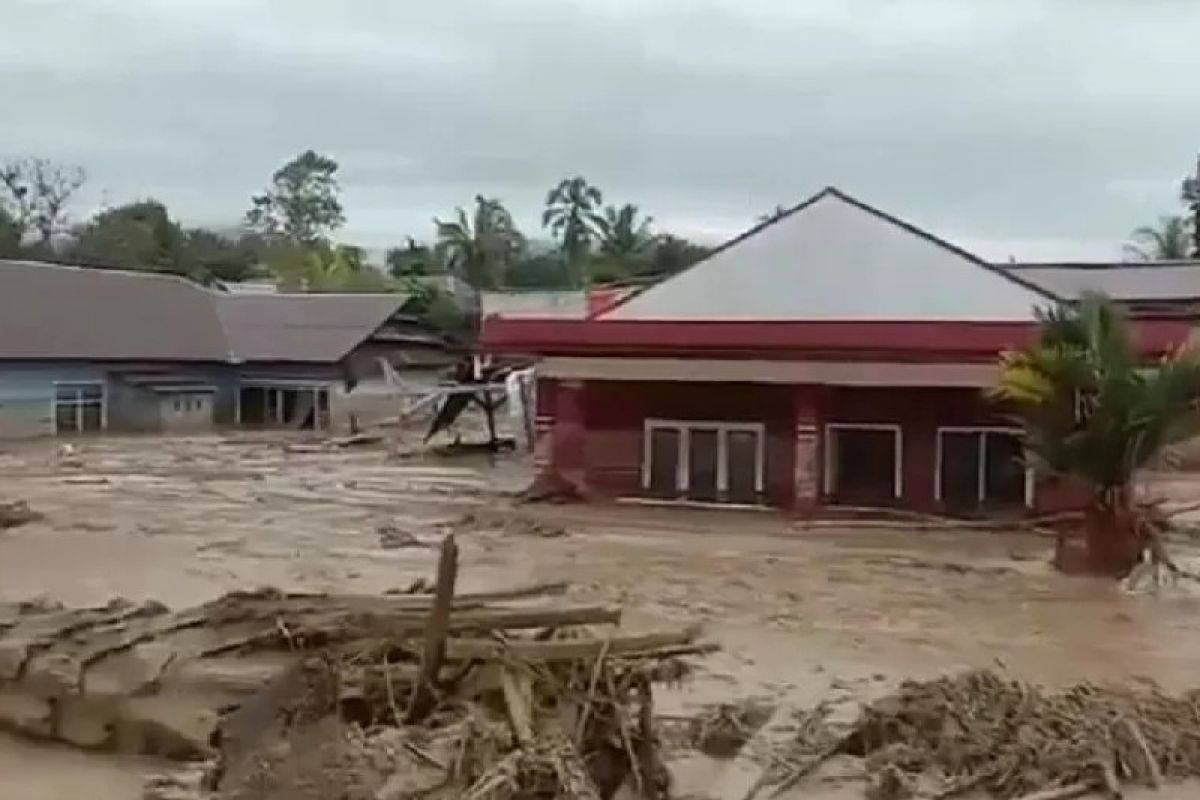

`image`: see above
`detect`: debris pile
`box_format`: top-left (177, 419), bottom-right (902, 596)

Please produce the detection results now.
top-left (688, 699), bottom-right (775, 758)
top-left (211, 535), bottom-right (715, 800)
top-left (452, 508), bottom-right (567, 539)
top-left (0, 499), bottom-right (41, 529)
top-left (766, 669), bottom-right (1200, 799)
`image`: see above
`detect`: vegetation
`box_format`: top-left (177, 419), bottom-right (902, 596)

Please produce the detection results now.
top-left (542, 176), bottom-right (604, 280)
top-left (1125, 215), bottom-right (1191, 260)
top-left (245, 150), bottom-right (345, 247)
top-left (0, 157), bottom-right (86, 252)
top-left (992, 293), bottom-right (1200, 576)
top-left (434, 195), bottom-right (525, 289)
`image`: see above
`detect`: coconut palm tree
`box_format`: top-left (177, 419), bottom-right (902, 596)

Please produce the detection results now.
top-left (597, 204), bottom-right (653, 259)
top-left (434, 196), bottom-right (524, 289)
top-left (1125, 216), bottom-right (1192, 261)
top-left (542, 177), bottom-right (604, 272)
top-left (991, 293), bottom-right (1200, 576)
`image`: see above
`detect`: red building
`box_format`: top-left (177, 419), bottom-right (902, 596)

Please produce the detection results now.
top-left (482, 188), bottom-right (1188, 514)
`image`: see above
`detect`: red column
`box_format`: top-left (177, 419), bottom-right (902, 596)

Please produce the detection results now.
top-left (551, 379), bottom-right (587, 490)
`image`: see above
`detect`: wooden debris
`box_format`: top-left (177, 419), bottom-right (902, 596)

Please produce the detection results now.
top-left (406, 533), bottom-right (458, 722)
top-left (0, 500), bottom-right (42, 529)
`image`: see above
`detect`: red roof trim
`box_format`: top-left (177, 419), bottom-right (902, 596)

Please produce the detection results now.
top-left (481, 318), bottom-right (1189, 360)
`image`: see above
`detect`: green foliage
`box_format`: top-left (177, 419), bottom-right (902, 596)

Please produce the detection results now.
top-left (1181, 155), bottom-right (1200, 257)
top-left (386, 237), bottom-right (438, 278)
top-left (434, 196), bottom-right (524, 289)
top-left (1126, 216), bottom-right (1191, 261)
top-left (264, 243), bottom-right (391, 293)
top-left (641, 234), bottom-right (710, 277)
top-left (0, 157), bottom-right (86, 247)
top-left (507, 252), bottom-right (572, 289)
top-left (543, 176), bottom-right (604, 267)
top-left (180, 229), bottom-right (259, 284)
top-left (245, 150), bottom-right (345, 247)
top-left (0, 206), bottom-right (21, 258)
top-left (68, 200), bottom-right (188, 273)
top-left (400, 279), bottom-right (475, 340)
top-left (992, 293), bottom-right (1200, 492)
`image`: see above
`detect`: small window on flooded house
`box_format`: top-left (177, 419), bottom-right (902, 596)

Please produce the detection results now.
top-left (54, 383), bottom-right (104, 434)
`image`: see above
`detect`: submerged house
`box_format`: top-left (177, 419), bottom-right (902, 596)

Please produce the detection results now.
top-left (0, 260), bottom-right (451, 437)
top-left (481, 188), bottom-right (1189, 514)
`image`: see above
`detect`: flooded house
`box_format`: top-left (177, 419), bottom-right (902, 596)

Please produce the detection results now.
top-left (481, 187), bottom-right (1190, 514)
top-left (0, 260), bottom-right (452, 437)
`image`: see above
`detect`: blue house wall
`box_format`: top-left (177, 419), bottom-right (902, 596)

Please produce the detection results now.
top-left (0, 362), bottom-right (241, 438)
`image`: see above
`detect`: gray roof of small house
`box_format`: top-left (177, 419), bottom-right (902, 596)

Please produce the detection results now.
top-left (216, 293), bottom-right (409, 363)
top-left (0, 259), bottom-right (413, 363)
top-left (1003, 261), bottom-right (1200, 302)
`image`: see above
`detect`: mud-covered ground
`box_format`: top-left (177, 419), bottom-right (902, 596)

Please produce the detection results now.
top-left (3, 432), bottom-right (1200, 798)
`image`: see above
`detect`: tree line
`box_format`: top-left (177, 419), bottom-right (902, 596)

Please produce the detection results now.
top-left (0, 150), bottom-right (710, 293)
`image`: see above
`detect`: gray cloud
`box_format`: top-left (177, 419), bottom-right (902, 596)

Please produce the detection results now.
top-left (2, 0), bottom-right (1198, 257)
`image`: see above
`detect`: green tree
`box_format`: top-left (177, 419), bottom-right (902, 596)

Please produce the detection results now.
top-left (542, 176), bottom-right (604, 275)
top-left (68, 200), bottom-right (188, 273)
top-left (181, 229), bottom-right (259, 284)
top-left (434, 196), bottom-right (524, 289)
top-left (1181, 155), bottom-right (1200, 257)
top-left (1125, 216), bottom-right (1191, 261)
top-left (266, 243), bottom-right (391, 292)
top-left (596, 204), bottom-right (654, 266)
top-left (507, 252), bottom-right (572, 289)
top-left (245, 150), bottom-right (345, 247)
top-left (641, 234), bottom-right (710, 277)
top-left (0, 206), bottom-right (22, 258)
top-left (0, 157), bottom-right (86, 251)
top-left (386, 237), bottom-right (437, 278)
top-left (991, 294), bottom-right (1200, 576)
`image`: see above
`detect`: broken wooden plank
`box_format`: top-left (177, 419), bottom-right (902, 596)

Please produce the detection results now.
top-left (444, 628), bottom-right (702, 662)
top-left (500, 665), bottom-right (534, 747)
top-left (406, 534), bottom-right (458, 722)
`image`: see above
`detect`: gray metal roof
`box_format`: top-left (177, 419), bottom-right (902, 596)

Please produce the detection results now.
top-left (1004, 261), bottom-right (1200, 302)
top-left (0, 260), bottom-right (231, 360)
top-left (216, 293), bottom-right (410, 363)
top-left (0, 260), bottom-right (412, 363)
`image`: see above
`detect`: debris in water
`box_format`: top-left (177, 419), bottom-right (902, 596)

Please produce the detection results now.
top-left (0, 500), bottom-right (42, 529)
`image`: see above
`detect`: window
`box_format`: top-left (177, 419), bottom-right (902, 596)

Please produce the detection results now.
top-left (641, 420), bottom-right (765, 504)
top-left (54, 383), bottom-right (104, 434)
top-left (936, 428), bottom-right (1030, 510)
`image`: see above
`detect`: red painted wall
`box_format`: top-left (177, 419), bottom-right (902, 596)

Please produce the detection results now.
top-left (581, 381), bottom-right (798, 506)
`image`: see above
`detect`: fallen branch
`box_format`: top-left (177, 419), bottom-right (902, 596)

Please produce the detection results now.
top-left (406, 533), bottom-right (458, 722)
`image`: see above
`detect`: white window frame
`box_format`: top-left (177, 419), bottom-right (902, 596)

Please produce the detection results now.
top-left (823, 423), bottom-right (904, 499)
top-left (934, 426), bottom-right (1034, 508)
top-left (641, 418), bottom-right (767, 497)
top-left (51, 380), bottom-right (107, 435)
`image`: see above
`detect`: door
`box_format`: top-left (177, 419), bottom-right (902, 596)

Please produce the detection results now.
top-left (726, 429), bottom-right (760, 504)
top-left (828, 427), bottom-right (899, 505)
top-left (648, 427), bottom-right (681, 498)
top-left (939, 432), bottom-right (982, 510)
top-left (687, 428), bottom-right (719, 502)
top-left (984, 432), bottom-right (1026, 508)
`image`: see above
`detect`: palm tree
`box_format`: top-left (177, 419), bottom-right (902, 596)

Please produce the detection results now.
top-left (434, 196), bottom-right (524, 289)
top-left (1125, 216), bottom-right (1192, 260)
top-left (595, 203), bottom-right (652, 262)
top-left (991, 293), bottom-right (1200, 576)
top-left (542, 177), bottom-right (604, 273)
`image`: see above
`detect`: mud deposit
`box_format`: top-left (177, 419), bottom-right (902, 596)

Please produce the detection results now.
top-left (2, 434), bottom-right (1200, 797)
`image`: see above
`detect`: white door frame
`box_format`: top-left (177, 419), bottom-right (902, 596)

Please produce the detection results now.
top-left (50, 380), bottom-right (108, 434)
top-left (934, 426), bottom-right (1034, 508)
top-left (823, 423), bottom-right (904, 499)
top-left (642, 418), bottom-right (766, 496)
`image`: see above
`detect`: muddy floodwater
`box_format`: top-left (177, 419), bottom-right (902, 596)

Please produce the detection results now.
top-left (3, 434), bottom-right (1200, 798)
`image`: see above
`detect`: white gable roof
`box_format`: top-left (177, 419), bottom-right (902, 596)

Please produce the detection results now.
top-left (607, 188), bottom-right (1053, 321)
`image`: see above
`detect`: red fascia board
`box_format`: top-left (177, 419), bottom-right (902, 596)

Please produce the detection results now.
top-left (480, 317), bottom-right (1190, 359)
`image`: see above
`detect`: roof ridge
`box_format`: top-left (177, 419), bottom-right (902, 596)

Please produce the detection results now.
top-left (1007, 260), bottom-right (1200, 271)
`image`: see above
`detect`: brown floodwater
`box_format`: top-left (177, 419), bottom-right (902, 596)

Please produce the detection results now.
top-left (3, 435), bottom-right (1200, 798)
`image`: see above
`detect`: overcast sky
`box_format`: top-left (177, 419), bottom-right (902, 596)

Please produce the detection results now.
top-left (3, 0), bottom-right (1198, 259)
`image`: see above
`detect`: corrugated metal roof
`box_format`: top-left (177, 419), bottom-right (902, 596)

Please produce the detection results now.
top-left (1004, 261), bottom-right (1200, 302)
top-left (0, 260), bottom-right (231, 360)
top-left (606, 188), bottom-right (1051, 322)
top-left (0, 260), bottom-right (413, 364)
top-left (216, 293), bottom-right (409, 363)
